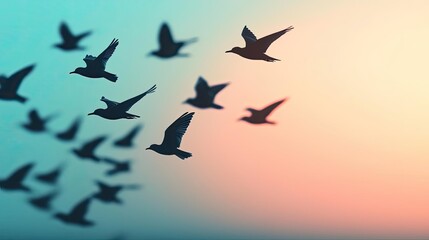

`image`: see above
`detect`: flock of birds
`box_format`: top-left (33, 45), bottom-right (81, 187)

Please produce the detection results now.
top-left (0, 21), bottom-right (293, 233)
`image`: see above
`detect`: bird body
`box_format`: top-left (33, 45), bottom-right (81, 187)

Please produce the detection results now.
top-left (22, 109), bottom-right (54, 133)
top-left (185, 76), bottom-right (228, 109)
top-left (0, 64), bottom-right (35, 103)
top-left (240, 98), bottom-right (287, 124)
top-left (54, 22), bottom-right (91, 51)
top-left (150, 23), bottom-right (197, 58)
top-left (0, 163), bottom-right (34, 192)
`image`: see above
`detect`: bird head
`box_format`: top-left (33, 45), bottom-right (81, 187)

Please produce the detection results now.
top-left (88, 109), bottom-right (102, 117)
top-left (238, 116), bottom-right (249, 122)
top-left (70, 67), bottom-right (84, 74)
top-left (145, 144), bottom-right (157, 151)
top-left (225, 47), bottom-right (240, 54)
top-left (183, 98), bottom-right (193, 105)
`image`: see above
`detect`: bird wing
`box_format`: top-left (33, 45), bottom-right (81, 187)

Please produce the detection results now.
top-left (95, 38), bottom-right (119, 68)
top-left (2, 65), bottom-right (35, 93)
top-left (100, 96), bottom-right (119, 108)
top-left (161, 112), bottom-right (195, 148)
top-left (7, 163), bottom-right (34, 183)
top-left (194, 76), bottom-right (210, 99)
top-left (209, 83), bottom-right (228, 98)
top-left (83, 55), bottom-right (97, 67)
top-left (69, 197), bottom-right (91, 218)
top-left (159, 23), bottom-right (175, 48)
top-left (59, 22), bottom-right (74, 41)
top-left (96, 180), bottom-right (110, 191)
top-left (254, 26), bottom-right (293, 53)
top-left (260, 98), bottom-right (287, 116)
top-left (113, 85), bottom-right (156, 112)
top-left (241, 26), bottom-right (258, 47)
top-left (81, 136), bottom-right (106, 153)
top-left (29, 109), bottom-right (43, 123)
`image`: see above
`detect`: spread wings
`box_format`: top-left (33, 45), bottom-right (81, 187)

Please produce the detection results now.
top-left (83, 39), bottom-right (119, 69)
top-left (81, 136), bottom-right (106, 153)
top-left (161, 112), bottom-right (195, 148)
top-left (69, 197), bottom-right (92, 218)
top-left (100, 96), bottom-right (119, 108)
top-left (6, 163), bottom-right (34, 183)
top-left (195, 77), bottom-right (228, 100)
top-left (241, 26), bottom-right (258, 46)
top-left (242, 26), bottom-right (293, 52)
top-left (0, 65), bottom-right (35, 93)
top-left (159, 23), bottom-right (175, 47)
top-left (59, 22), bottom-right (74, 41)
top-left (257, 98), bottom-right (288, 117)
top-left (110, 85), bottom-right (156, 112)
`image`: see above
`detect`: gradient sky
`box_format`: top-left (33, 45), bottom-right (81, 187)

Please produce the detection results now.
top-left (1, 1), bottom-right (429, 239)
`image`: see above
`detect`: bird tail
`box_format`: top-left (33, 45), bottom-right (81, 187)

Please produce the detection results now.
top-left (211, 103), bottom-right (224, 109)
top-left (175, 149), bottom-right (192, 160)
top-left (125, 113), bottom-right (140, 119)
top-left (103, 72), bottom-right (118, 82)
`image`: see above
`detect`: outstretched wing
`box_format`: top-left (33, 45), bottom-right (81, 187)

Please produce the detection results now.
top-left (28, 109), bottom-right (43, 123)
top-left (7, 163), bottom-right (34, 183)
top-left (159, 23), bottom-right (175, 47)
top-left (83, 55), bottom-right (97, 67)
top-left (100, 96), bottom-right (119, 108)
top-left (260, 98), bottom-right (288, 117)
top-left (161, 112), bottom-right (195, 148)
top-left (194, 76), bottom-right (210, 99)
top-left (209, 83), bottom-right (229, 98)
top-left (59, 22), bottom-right (74, 41)
top-left (255, 26), bottom-right (293, 53)
top-left (114, 85), bottom-right (156, 112)
top-left (81, 136), bottom-right (106, 153)
top-left (241, 26), bottom-right (257, 47)
top-left (69, 197), bottom-right (91, 218)
top-left (95, 38), bottom-right (119, 68)
top-left (3, 65), bottom-right (35, 93)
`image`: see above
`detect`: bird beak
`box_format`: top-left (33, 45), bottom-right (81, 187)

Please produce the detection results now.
top-left (69, 71), bottom-right (75, 74)
top-left (88, 113), bottom-right (94, 116)
top-left (225, 50), bottom-right (231, 53)
top-left (145, 148), bottom-right (149, 150)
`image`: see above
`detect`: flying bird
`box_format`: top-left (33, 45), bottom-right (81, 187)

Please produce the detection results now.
top-left (113, 124), bottom-right (142, 147)
top-left (240, 98), bottom-right (287, 124)
top-left (21, 109), bottom-right (55, 133)
top-left (54, 22), bottom-right (91, 51)
top-left (92, 180), bottom-right (140, 204)
top-left (88, 85), bottom-right (156, 120)
top-left (150, 23), bottom-right (197, 58)
top-left (35, 164), bottom-right (64, 185)
top-left (0, 162), bottom-right (34, 192)
top-left (0, 64), bottom-right (35, 103)
top-left (72, 136), bottom-right (107, 162)
top-left (184, 76), bottom-right (228, 109)
top-left (56, 117), bottom-right (82, 141)
top-left (70, 38), bottom-right (119, 82)
top-left (146, 112), bottom-right (194, 160)
top-left (28, 190), bottom-right (59, 211)
top-left (102, 158), bottom-right (132, 176)
top-left (54, 197), bottom-right (94, 227)
top-left (226, 26), bottom-right (293, 62)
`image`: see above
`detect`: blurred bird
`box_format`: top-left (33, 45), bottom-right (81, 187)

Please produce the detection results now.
top-left (146, 112), bottom-right (194, 160)
top-left (88, 85), bottom-right (156, 120)
top-left (240, 98), bottom-right (287, 124)
top-left (54, 22), bottom-right (91, 51)
top-left (184, 76), bottom-right (228, 109)
top-left (226, 26), bottom-right (293, 62)
top-left (0, 64), bottom-right (35, 103)
top-left (72, 136), bottom-right (107, 162)
top-left (34, 163), bottom-right (65, 185)
top-left (70, 38), bottom-right (119, 82)
top-left (113, 124), bottom-right (142, 147)
top-left (54, 197), bottom-right (94, 226)
top-left (150, 23), bottom-right (197, 58)
top-left (92, 180), bottom-right (140, 204)
top-left (0, 162), bottom-right (34, 192)
top-left (28, 190), bottom-right (59, 211)
top-left (102, 158), bottom-right (132, 176)
top-left (56, 117), bottom-right (82, 141)
top-left (22, 109), bottom-right (55, 133)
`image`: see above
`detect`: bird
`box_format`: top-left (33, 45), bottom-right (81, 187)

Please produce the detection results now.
top-left (0, 162), bottom-right (34, 192)
top-left (113, 124), bottom-right (142, 147)
top-left (226, 26), bottom-right (293, 62)
top-left (54, 197), bottom-right (94, 226)
top-left (102, 158), bottom-right (132, 176)
top-left (88, 85), bottom-right (156, 120)
top-left (92, 180), bottom-right (140, 204)
top-left (21, 109), bottom-right (55, 133)
top-left (56, 117), bottom-right (82, 141)
top-left (150, 23), bottom-right (197, 58)
top-left (34, 163), bottom-right (64, 185)
top-left (72, 136), bottom-right (107, 162)
top-left (54, 22), bottom-right (91, 51)
top-left (240, 98), bottom-right (287, 124)
top-left (184, 76), bottom-right (229, 109)
top-left (28, 190), bottom-right (59, 211)
top-left (0, 64), bottom-right (35, 103)
top-left (70, 38), bottom-right (119, 82)
top-left (146, 112), bottom-right (194, 160)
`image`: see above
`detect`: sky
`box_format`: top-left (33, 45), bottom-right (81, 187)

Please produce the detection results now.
top-left (1, 0), bottom-right (429, 239)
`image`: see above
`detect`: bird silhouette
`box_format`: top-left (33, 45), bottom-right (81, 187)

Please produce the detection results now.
top-left (72, 136), bottom-right (107, 162)
top-left (150, 23), bottom-right (197, 58)
top-left (70, 38), bottom-right (119, 82)
top-left (102, 158), bottom-right (132, 176)
top-left (184, 76), bottom-right (229, 109)
top-left (54, 197), bottom-right (94, 226)
top-left (21, 109), bottom-right (55, 133)
top-left (0, 64), bottom-right (35, 103)
top-left (56, 117), bottom-right (82, 141)
top-left (92, 180), bottom-right (140, 204)
top-left (226, 26), bottom-right (293, 62)
top-left (54, 22), bottom-right (91, 51)
top-left (34, 164), bottom-right (64, 185)
top-left (0, 162), bottom-right (34, 192)
top-left (240, 98), bottom-right (287, 124)
top-left (113, 124), bottom-right (142, 147)
top-left (88, 85), bottom-right (156, 120)
top-left (28, 190), bottom-right (59, 211)
top-left (146, 112), bottom-right (194, 160)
